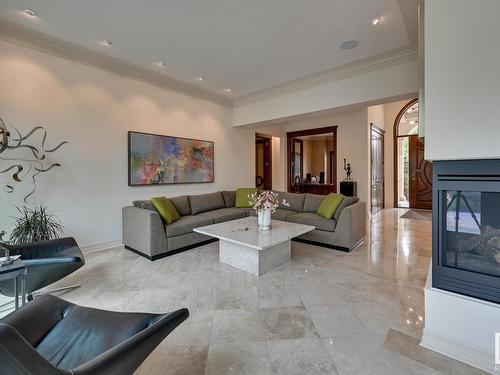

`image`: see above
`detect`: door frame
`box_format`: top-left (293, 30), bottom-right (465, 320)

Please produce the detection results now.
top-left (370, 123), bottom-right (385, 214)
top-left (393, 98), bottom-right (418, 208)
top-left (255, 133), bottom-right (272, 190)
top-left (286, 126), bottom-right (338, 193)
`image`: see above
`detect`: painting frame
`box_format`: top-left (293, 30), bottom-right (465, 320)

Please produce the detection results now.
top-left (128, 131), bottom-right (215, 186)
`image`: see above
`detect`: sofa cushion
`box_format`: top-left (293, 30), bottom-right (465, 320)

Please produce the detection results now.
top-left (132, 200), bottom-right (156, 211)
top-left (169, 195), bottom-right (191, 216)
top-left (151, 197), bottom-right (180, 224)
top-left (273, 191), bottom-right (305, 212)
top-left (317, 193), bottom-right (344, 219)
top-left (333, 196), bottom-right (359, 221)
top-left (198, 207), bottom-right (248, 223)
top-left (287, 212), bottom-right (336, 232)
top-left (188, 192), bottom-right (225, 215)
top-left (235, 188), bottom-right (258, 208)
top-left (222, 191), bottom-right (236, 208)
top-left (272, 209), bottom-right (298, 221)
top-left (165, 215), bottom-right (214, 237)
top-left (303, 193), bottom-right (327, 213)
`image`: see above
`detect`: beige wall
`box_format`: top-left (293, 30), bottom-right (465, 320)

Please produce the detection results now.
top-left (0, 40), bottom-right (254, 250)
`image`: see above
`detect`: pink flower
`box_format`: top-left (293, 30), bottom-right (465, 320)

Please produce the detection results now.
top-left (248, 191), bottom-right (289, 213)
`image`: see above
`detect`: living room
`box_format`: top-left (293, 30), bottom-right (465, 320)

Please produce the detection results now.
top-left (0, 1), bottom-right (499, 374)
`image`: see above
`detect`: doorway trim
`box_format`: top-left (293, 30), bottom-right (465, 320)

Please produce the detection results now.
top-left (286, 126), bottom-right (337, 193)
top-left (255, 133), bottom-right (272, 190)
top-left (370, 123), bottom-right (385, 214)
top-left (393, 98), bottom-right (418, 208)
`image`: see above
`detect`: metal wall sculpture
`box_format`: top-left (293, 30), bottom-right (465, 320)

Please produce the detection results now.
top-left (0, 118), bottom-right (67, 202)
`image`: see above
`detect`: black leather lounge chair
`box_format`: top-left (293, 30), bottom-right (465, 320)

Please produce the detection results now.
top-left (0, 237), bottom-right (85, 300)
top-left (0, 294), bottom-right (189, 374)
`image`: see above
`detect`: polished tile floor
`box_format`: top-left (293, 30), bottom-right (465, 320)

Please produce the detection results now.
top-left (1, 209), bottom-right (487, 374)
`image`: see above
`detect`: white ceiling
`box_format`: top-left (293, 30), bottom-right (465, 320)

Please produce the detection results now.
top-left (0, 0), bottom-right (417, 100)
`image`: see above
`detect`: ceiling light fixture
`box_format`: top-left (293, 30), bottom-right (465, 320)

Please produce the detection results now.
top-left (157, 62), bottom-right (167, 67)
top-left (340, 40), bottom-right (359, 50)
top-left (223, 88), bottom-right (232, 93)
top-left (195, 77), bottom-right (205, 81)
top-left (23, 9), bottom-right (36, 17)
top-left (372, 18), bottom-right (380, 26)
top-left (99, 40), bottom-right (113, 46)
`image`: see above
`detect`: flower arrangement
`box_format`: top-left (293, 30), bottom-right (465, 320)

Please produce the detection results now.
top-left (248, 190), bottom-right (289, 213)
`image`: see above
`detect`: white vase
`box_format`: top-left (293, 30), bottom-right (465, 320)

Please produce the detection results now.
top-left (257, 208), bottom-right (272, 231)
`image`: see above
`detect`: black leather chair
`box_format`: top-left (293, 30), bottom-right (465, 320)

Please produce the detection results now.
top-left (0, 237), bottom-right (84, 299)
top-left (0, 294), bottom-right (189, 374)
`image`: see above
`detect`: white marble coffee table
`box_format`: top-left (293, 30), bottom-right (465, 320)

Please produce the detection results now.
top-left (194, 216), bottom-right (315, 276)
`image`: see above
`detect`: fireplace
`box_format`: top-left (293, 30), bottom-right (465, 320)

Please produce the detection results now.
top-left (433, 160), bottom-right (500, 303)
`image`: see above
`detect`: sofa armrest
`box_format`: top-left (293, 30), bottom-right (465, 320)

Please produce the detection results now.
top-left (333, 201), bottom-right (367, 249)
top-left (122, 207), bottom-right (167, 258)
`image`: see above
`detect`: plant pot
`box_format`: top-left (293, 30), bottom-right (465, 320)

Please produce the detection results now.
top-left (257, 208), bottom-right (272, 231)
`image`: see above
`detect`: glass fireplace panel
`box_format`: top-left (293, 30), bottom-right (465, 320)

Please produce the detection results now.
top-left (443, 190), bottom-right (500, 277)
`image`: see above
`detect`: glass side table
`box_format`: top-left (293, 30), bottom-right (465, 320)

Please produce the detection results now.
top-left (0, 259), bottom-right (27, 310)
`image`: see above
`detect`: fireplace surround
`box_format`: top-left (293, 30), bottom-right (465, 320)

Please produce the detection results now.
top-left (433, 160), bottom-right (500, 304)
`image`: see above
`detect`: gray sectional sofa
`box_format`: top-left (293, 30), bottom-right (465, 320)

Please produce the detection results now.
top-left (122, 191), bottom-right (366, 260)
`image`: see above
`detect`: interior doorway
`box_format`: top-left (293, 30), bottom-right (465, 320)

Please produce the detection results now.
top-left (370, 124), bottom-right (385, 214)
top-left (393, 99), bottom-right (432, 209)
top-left (255, 134), bottom-right (272, 190)
top-left (286, 126), bottom-right (337, 195)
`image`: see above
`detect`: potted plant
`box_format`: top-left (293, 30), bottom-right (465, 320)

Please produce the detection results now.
top-left (248, 190), bottom-right (289, 231)
top-left (9, 205), bottom-right (63, 244)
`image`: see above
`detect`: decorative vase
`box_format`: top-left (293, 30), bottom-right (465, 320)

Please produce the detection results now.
top-left (257, 208), bottom-right (272, 231)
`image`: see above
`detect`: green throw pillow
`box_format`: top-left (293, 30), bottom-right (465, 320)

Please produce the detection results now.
top-left (317, 193), bottom-right (345, 219)
top-left (235, 188), bottom-right (258, 208)
top-left (151, 197), bottom-right (180, 224)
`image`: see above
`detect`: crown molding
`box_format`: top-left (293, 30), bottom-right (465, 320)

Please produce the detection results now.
top-left (0, 18), bottom-right (233, 107)
top-left (0, 18), bottom-right (417, 110)
top-left (234, 46), bottom-right (418, 107)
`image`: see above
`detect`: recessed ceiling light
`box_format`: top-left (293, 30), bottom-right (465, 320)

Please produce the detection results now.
top-left (340, 40), bottom-right (359, 50)
top-left (23, 9), bottom-right (36, 17)
top-left (372, 18), bottom-right (380, 26)
top-left (195, 77), bottom-right (205, 81)
top-left (99, 40), bottom-right (113, 46)
top-left (223, 88), bottom-right (232, 93)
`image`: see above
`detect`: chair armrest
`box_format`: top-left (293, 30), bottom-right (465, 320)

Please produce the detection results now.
top-left (334, 201), bottom-right (367, 249)
top-left (7, 238), bottom-right (82, 260)
top-left (122, 206), bottom-right (168, 258)
top-left (72, 308), bottom-right (189, 375)
top-left (23, 257), bottom-right (82, 266)
top-left (0, 323), bottom-right (70, 375)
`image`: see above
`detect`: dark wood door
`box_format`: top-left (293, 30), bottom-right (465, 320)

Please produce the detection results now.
top-left (409, 135), bottom-right (432, 209)
top-left (371, 125), bottom-right (385, 214)
top-left (255, 138), bottom-right (272, 190)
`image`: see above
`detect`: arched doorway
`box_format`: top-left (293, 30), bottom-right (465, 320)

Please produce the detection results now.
top-left (393, 99), bottom-right (433, 209)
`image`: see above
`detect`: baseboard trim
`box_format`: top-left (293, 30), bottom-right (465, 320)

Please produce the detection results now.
top-left (81, 239), bottom-right (123, 254)
top-left (124, 239), bottom-right (218, 261)
top-left (421, 328), bottom-right (496, 374)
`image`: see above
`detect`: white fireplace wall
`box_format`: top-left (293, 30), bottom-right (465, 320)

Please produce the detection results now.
top-left (422, 1), bottom-right (500, 373)
top-left (424, 0), bottom-right (500, 161)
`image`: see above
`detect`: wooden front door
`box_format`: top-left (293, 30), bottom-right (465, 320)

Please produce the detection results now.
top-left (371, 125), bottom-right (385, 214)
top-left (409, 135), bottom-right (432, 209)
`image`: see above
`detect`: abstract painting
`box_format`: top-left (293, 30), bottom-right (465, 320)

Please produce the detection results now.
top-left (128, 131), bottom-right (214, 185)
